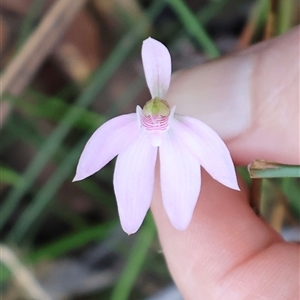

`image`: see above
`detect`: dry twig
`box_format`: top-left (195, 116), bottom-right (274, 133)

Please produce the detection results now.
top-left (0, 0), bottom-right (87, 126)
top-left (0, 244), bottom-right (53, 300)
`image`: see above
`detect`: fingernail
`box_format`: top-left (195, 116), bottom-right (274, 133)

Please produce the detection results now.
top-left (167, 55), bottom-right (253, 140)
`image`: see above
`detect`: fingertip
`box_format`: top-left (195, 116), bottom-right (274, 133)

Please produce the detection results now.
top-left (151, 170), bottom-right (282, 298)
top-left (167, 26), bottom-right (300, 165)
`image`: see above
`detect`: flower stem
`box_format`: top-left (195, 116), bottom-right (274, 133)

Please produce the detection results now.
top-left (248, 160), bottom-right (300, 178)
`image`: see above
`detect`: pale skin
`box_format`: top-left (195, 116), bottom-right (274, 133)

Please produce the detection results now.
top-left (151, 26), bottom-right (300, 299)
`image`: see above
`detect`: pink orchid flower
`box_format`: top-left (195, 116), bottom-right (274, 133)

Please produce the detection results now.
top-left (73, 37), bottom-right (239, 234)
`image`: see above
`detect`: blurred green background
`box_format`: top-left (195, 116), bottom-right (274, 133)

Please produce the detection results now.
top-left (0, 0), bottom-right (299, 299)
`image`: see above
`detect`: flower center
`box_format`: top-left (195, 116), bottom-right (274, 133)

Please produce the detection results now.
top-left (141, 97), bottom-right (170, 131)
top-left (139, 97), bottom-right (173, 146)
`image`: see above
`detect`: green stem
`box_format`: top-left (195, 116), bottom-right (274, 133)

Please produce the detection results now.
top-left (248, 160), bottom-right (300, 178)
top-left (111, 215), bottom-right (156, 300)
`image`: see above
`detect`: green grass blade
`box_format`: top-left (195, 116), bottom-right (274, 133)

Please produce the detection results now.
top-left (276, 0), bottom-right (295, 35)
top-left (7, 136), bottom-right (87, 243)
top-left (17, 0), bottom-right (47, 48)
top-left (166, 0), bottom-right (220, 58)
top-left (281, 178), bottom-right (300, 218)
top-left (196, 0), bottom-right (230, 25)
top-left (0, 166), bottom-right (22, 185)
top-left (0, 1), bottom-right (165, 231)
top-left (28, 222), bottom-right (116, 263)
top-left (111, 215), bottom-right (156, 300)
top-left (12, 92), bottom-right (105, 131)
top-left (4, 113), bottom-right (45, 148)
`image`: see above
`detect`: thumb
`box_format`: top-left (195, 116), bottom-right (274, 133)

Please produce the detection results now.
top-left (166, 26), bottom-right (299, 165)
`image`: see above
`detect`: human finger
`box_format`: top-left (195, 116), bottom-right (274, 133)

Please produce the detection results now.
top-left (166, 26), bottom-right (300, 165)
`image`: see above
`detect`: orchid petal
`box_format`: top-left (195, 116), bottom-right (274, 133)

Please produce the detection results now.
top-left (73, 114), bottom-right (139, 181)
top-left (172, 115), bottom-right (240, 190)
top-left (159, 131), bottom-right (200, 230)
top-left (142, 37), bottom-right (171, 99)
top-left (114, 132), bottom-right (157, 234)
